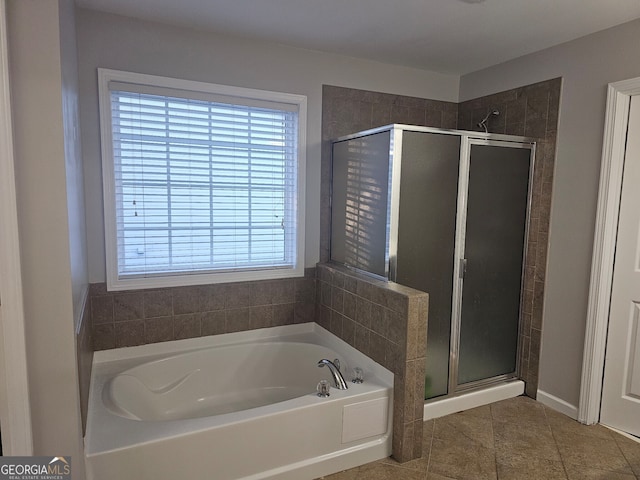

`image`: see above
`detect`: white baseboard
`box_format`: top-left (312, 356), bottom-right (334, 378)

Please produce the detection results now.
top-left (423, 381), bottom-right (524, 420)
top-left (537, 390), bottom-right (578, 420)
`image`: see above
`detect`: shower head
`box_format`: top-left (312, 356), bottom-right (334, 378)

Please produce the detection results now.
top-left (477, 109), bottom-right (500, 133)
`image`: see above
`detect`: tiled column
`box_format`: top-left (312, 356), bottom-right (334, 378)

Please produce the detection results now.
top-left (317, 263), bottom-right (428, 463)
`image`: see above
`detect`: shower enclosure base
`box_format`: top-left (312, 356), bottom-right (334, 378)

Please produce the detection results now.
top-left (423, 380), bottom-right (524, 420)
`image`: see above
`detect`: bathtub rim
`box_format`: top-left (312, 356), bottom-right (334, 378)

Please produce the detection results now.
top-left (85, 322), bottom-right (393, 456)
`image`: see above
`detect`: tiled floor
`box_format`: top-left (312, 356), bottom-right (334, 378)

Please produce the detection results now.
top-left (318, 396), bottom-right (640, 480)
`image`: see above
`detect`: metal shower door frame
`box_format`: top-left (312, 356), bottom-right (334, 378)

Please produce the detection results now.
top-left (448, 137), bottom-right (536, 396)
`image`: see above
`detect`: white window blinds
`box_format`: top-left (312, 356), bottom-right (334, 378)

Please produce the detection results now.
top-left (105, 77), bottom-right (302, 283)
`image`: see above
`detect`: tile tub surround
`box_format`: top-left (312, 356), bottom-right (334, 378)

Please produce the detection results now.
top-left (90, 268), bottom-right (317, 350)
top-left (316, 263), bottom-right (429, 463)
top-left (320, 84), bottom-right (459, 264)
top-left (458, 78), bottom-right (562, 398)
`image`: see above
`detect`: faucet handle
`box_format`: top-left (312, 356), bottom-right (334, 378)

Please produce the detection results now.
top-left (333, 358), bottom-right (341, 371)
top-left (317, 380), bottom-right (330, 397)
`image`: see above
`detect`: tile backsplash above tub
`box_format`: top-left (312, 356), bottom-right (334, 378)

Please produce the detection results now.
top-left (90, 268), bottom-right (317, 350)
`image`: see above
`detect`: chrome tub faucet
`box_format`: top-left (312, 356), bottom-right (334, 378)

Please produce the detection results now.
top-left (317, 359), bottom-right (348, 390)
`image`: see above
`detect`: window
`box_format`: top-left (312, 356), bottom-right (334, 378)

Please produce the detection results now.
top-left (98, 69), bottom-right (306, 290)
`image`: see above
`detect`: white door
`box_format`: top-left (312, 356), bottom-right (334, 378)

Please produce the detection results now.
top-left (600, 94), bottom-right (640, 437)
top-left (0, 0), bottom-right (33, 453)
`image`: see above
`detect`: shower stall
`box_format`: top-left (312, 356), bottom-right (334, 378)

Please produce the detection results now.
top-left (330, 124), bottom-right (535, 406)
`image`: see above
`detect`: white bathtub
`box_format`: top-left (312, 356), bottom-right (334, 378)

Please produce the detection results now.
top-left (85, 323), bottom-right (393, 480)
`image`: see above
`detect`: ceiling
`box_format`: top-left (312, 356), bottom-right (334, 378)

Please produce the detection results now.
top-left (75, 0), bottom-right (640, 75)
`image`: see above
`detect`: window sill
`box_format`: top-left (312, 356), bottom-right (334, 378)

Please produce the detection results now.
top-left (106, 266), bottom-right (305, 292)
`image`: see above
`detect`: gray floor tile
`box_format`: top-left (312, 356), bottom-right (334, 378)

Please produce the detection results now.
top-left (355, 461), bottom-right (424, 480)
top-left (496, 451), bottom-right (567, 480)
top-left (494, 421), bottom-right (561, 462)
top-left (545, 406), bottom-right (612, 440)
top-left (564, 463), bottom-right (636, 480)
top-left (427, 473), bottom-right (457, 480)
top-left (491, 396), bottom-right (547, 427)
top-left (554, 430), bottom-right (634, 475)
top-left (613, 433), bottom-right (640, 477)
top-left (380, 452), bottom-right (430, 473)
top-left (320, 468), bottom-right (360, 480)
top-left (429, 436), bottom-right (497, 480)
top-left (315, 396), bottom-right (640, 480)
top-left (434, 411), bottom-right (494, 449)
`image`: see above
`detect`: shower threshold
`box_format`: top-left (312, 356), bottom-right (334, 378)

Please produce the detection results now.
top-left (423, 380), bottom-right (524, 420)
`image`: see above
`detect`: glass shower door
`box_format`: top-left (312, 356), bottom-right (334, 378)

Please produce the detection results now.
top-left (455, 142), bottom-right (532, 387)
top-left (394, 131), bottom-right (461, 400)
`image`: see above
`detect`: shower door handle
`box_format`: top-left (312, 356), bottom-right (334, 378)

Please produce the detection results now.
top-left (459, 258), bottom-right (467, 279)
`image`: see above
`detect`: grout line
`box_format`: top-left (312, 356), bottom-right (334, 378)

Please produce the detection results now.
top-left (426, 417), bottom-right (435, 476)
top-left (490, 402), bottom-right (500, 480)
top-left (606, 426), bottom-right (640, 478)
top-left (542, 404), bottom-right (571, 480)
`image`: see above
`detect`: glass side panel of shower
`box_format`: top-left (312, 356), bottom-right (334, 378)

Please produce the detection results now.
top-left (455, 143), bottom-right (532, 389)
top-left (331, 131), bottom-right (392, 277)
top-left (394, 131), bottom-right (461, 400)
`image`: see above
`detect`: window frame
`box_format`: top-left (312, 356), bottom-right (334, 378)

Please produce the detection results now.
top-left (98, 68), bottom-right (307, 291)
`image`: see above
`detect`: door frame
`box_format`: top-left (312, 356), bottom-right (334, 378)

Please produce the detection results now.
top-left (449, 137), bottom-right (535, 394)
top-left (0, 0), bottom-right (33, 454)
top-left (579, 77), bottom-right (640, 425)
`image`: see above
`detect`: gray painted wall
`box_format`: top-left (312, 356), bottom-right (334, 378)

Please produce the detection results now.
top-left (459, 18), bottom-right (640, 407)
top-left (75, 8), bottom-right (460, 283)
top-left (7, 0), bottom-right (86, 473)
top-left (59, 0), bottom-right (89, 327)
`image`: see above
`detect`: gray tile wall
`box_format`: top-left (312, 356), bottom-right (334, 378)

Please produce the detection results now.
top-left (317, 263), bottom-right (428, 463)
top-left (76, 290), bottom-right (93, 435)
top-left (320, 85), bottom-right (459, 263)
top-left (458, 78), bottom-right (562, 398)
top-left (89, 268), bottom-right (317, 350)
top-left (321, 80), bottom-right (561, 426)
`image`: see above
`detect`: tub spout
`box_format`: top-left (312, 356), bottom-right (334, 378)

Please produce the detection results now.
top-left (317, 359), bottom-right (348, 390)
